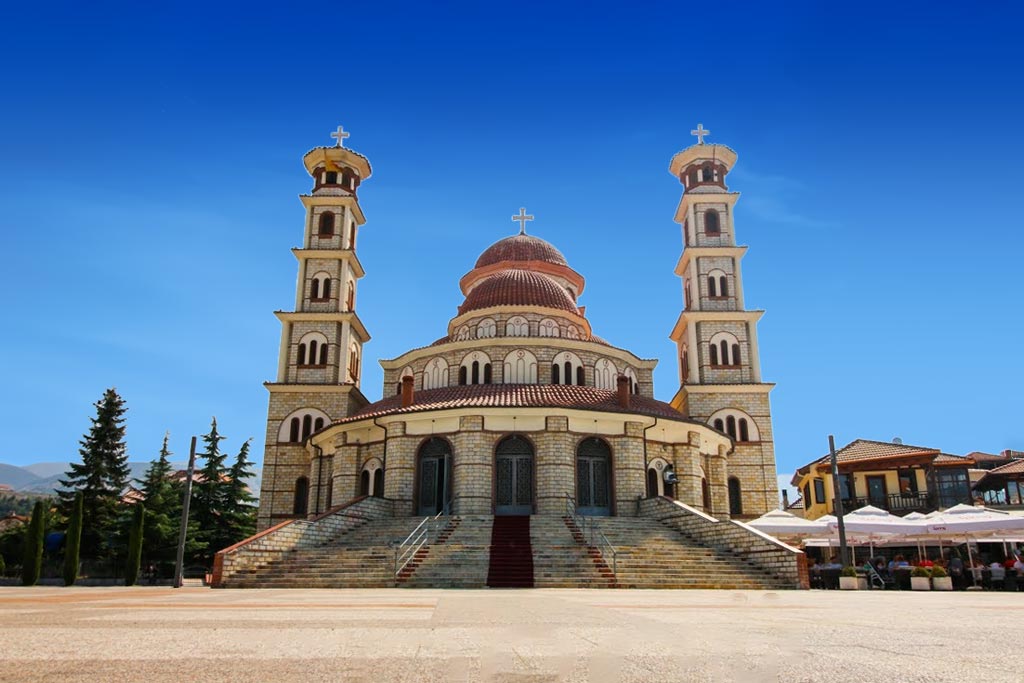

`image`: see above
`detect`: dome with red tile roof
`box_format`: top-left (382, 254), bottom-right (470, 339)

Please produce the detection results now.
top-left (474, 234), bottom-right (569, 269)
top-left (459, 269), bottom-right (578, 315)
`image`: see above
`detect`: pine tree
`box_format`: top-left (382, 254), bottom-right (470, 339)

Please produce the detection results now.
top-left (125, 503), bottom-right (145, 586)
top-left (63, 492), bottom-right (84, 586)
top-left (21, 500), bottom-right (45, 586)
top-left (137, 433), bottom-right (181, 572)
top-left (222, 439), bottom-right (258, 544)
top-left (192, 418), bottom-right (229, 564)
top-left (57, 388), bottom-right (130, 557)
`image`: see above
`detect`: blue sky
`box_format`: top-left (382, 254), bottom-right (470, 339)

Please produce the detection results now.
top-left (1, 2), bottom-right (1021, 487)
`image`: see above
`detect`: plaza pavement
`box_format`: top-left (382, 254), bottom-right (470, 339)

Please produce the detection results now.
top-left (0, 586), bottom-right (1015, 682)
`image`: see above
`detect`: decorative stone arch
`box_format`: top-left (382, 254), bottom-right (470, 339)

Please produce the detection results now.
top-left (360, 457), bottom-right (384, 498)
top-left (538, 318), bottom-right (561, 338)
top-left (345, 279), bottom-right (355, 311)
top-left (458, 351), bottom-right (493, 386)
top-left (594, 358), bottom-right (619, 391)
top-left (551, 350), bottom-right (584, 386)
top-left (576, 437), bottom-right (613, 516)
top-left (565, 325), bottom-right (580, 340)
top-left (709, 408), bottom-right (760, 443)
top-left (416, 437), bottom-right (452, 516)
top-left (455, 325), bottom-right (471, 341)
top-left (310, 271), bottom-right (332, 301)
top-left (279, 407), bottom-right (330, 443)
top-left (476, 318), bottom-right (497, 339)
top-left (347, 341), bottom-right (361, 383)
top-left (623, 367), bottom-right (639, 395)
top-left (708, 331), bottom-right (741, 367)
top-left (502, 349), bottom-right (537, 384)
top-left (297, 332), bottom-right (329, 367)
top-left (646, 458), bottom-right (673, 498)
top-left (505, 316), bottom-right (529, 337)
top-left (706, 268), bottom-right (728, 298)
top-left (395, 366), bottom-right (414, 394)
top-left (494, 434), bottom-right (535, 515)
top-left (422, 356), bottom-right (450, 390)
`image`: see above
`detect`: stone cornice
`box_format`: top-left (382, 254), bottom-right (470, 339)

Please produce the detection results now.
top-left (299, 194), bottom-right (367, 225)
top-left (446, 305), bottom-right (590, 339)
top-left (674, 191), bottom-right (739, 223)
top-left (264, 383), bottom-right (369, 406)
top-left (682, 383), bottom-right (775, 394)
top-left (668, 309), bottom-right (764, 341)
top-left (674, 245), bottom-right (748, 277)
top-left (274, 310), bottom-right (371, 343)
top-left (291, 248), bottom-right (366, 279)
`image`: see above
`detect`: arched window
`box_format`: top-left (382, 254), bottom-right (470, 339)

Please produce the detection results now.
top-left (565, 325), bottom-right (580, 340)
top-left (314, 417), bottom-right (324, 432)
top-left (624, 367), bottom-right (639, 395)
top-left (552, 351), bottom-right (583, 386)
top-left (719, 276), bottom-right (728, 297)
top-left (709, 344), bottom-right (719, 366)
top-left (417, 438), bottom-right (452, 515)
top-left (459, 352), bottom-right (490, 386)
top-left (476, 318), bottom-right (497, 339)
top-left (458, 366), bottom-right (467, 385)
top-left (302, 414), bottom-right (312, 440)
top-left (538, 318), bottom-right (560, 338)
top-left (298, 344), bottom-right (307, 366)
top-left (347, 342), bottom-right (360, 383)
top-left (576, 437), bottom-right (612, 515)
top-left (505, 316), bottom-right (529, 336)
top-left (708, 275), bottom-right (717, 297)
top-left (707, 269), bottom-right (727, 298)
top-left (646, 468), bottom-right (659, 498)
top-left (689, 169), bottom-right (699, 186)
top-left (576, 366), bottom-right (585, 385)
top-left (346, 281), bottom-right (355, 311)
top-left (709, 332), bottom-right (741, 367)
top-left (732, 344), bottom-right (741, 366)
top-left (594, 358), bottom-right (618, 390)
top-left (725, 415), bottom-right (737, 440)
top-left (484, 363), bottom-right (492, 384)
top-left (360, 458), bottom-right (383, 498)
top-left (309, 339), bottom-right (318, 364)
top-left (713, 418), bottom-right (724, 433)
top-left (318, 212), bottom-right (335, 237)
top-left (422, 357), bottom-right (450, 390)
top-left (359, 469), bottom-right (370, 496)
top-left (289, 418), bottom-right (300, 443)
top-left (738, 418), bottom-right (750, 442)
top-left (310, 279), bottom-right (320, 300)
top-left (708, 409), bottom-right (760, 442)
top-left (720, 340), bottom-right (729, 365)
top-left (728, 477), bottom-right (743, 516)
top-left (455, 326), bottom-right (471, 341)
top-left (502, 349), bottom-right (538, 384)
top-left (325, 171), bottom-right (338, 184)
top-left (705, 210), bottom-right (721, 235)
top-left (293, 476), bottom-right (309, 516)
top-left (348, 224), bottom-right (357, 250)
top-left (702, 164), bottom-right (714, 182)
top-left (298, 333), bottom-right (329, 367)
top-left (311, 273), bottom-right (332, 301)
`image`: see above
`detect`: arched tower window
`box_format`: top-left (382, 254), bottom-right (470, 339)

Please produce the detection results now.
top-left (624, 367), bottom-right (639, 394)
top-left (318, 212), bottom-right (335, 237)
top-left (506, 316), bottom-right (529, 337)
top-left (702, 164), bottom-right (714, 182)
top-left (422, 357), bottom-right (450, 390)
top-left (310, 272), bottom-right (332, 301)
top-left (709, 332), bottom-right (741, 367)
top-left (298, 332), bottom-right (329, 367)
top-left (538, 319), bottom-right (560, 338)
top-left (346, 280), bottom-right (355, 311)
top-left (476, 318), bottom-right (497, 339)
top-left (293, 476), bottom-right (309, 516)
top-left (705, 210), bottom-right (721, 235)
top-left (552, 351), bottom-right (583, 386)
top-left (360, 458), bottom-right (384, 498)
top-left (708, 409), bottom-right (760, 442)
top-left (594, 358), bottom-right (619, 390)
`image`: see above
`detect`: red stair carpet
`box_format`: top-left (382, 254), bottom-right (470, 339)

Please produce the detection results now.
top-left (486, 516), bottom-right (534, 588)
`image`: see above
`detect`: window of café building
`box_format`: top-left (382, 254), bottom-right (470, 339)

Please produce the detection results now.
top-left (898, 469), bottom-right (918, 495)
top-left (813, 478), bottom-right (826, 504)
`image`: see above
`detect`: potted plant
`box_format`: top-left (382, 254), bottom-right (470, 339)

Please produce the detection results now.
top-left (930, 565), bottom-right (952, 591)
top-left (839, 566), bottom-right (860, 590)
top-left (911, 566), bottom-right (932, 591)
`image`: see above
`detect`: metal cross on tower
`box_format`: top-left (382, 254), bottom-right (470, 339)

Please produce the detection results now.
top-left (330, 125), bottom-right (350, 148)
top-left (691, 123), bottom-right (710, 145)
top-left (512, 207), bottom-right (534, 234)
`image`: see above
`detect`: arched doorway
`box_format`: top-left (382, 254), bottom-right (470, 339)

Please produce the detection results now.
top-left (417, 438), bottom-right (451, 515)
top-left (495, 435), bottom-right (533, 515)
top-left (576, 437), bottom-right (612, 516)
top-left (728, 477), bottom-right (743, 516)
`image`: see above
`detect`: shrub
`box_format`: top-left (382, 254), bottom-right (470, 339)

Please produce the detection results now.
top-left (63, 492), bottom-right (83, 587)
top-left (930, 566), bottom-right (948, 578)
top-left (840, 566), bottom-right (858, 577)
top-left (911, 566), bottom-right (931, 578)
top-left (21, 501), bottom-right (45, 586)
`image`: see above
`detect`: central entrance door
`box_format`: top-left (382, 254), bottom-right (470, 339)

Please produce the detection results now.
top-left (418, 438), bottom-right (452, 516)
top-left (866, 475), bottom-right (887, 509)
top-left (576, 437), bottom-right (611, 516)
top-left (495, 435), bottom-right (533, 515)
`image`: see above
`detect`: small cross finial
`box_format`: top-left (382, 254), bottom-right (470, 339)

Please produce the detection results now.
top-left (330, 125), bottom-right (350, 148)
top-left (512, 207), bottom-right (534, 234)
top-left (691, 123), bottom-right (710, 145)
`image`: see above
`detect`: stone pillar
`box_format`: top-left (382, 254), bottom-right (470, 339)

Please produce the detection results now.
top-left (536, 416), bottom-right (572, 515)
top-left (382, 421), bottom-right (416, 516)
top-left (708, 444), bottom-right (730, 519)
top-left (331, 432), bottom-right (360, 507)
top-left (451, 415), bottom-right (489, 514)
top-left (673, 431), bottom-right (703, 505)
top-left (613, 422), bottom-right (646, 516)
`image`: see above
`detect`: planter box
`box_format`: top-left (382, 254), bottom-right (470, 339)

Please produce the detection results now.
top-left (911, 576), bottom-right (931, 591)
top-left (932, 576), bottom-right (953, 591)
top-left (857, 577), bottom-right (868, 590)
top-left (839, 576), bottom-right (860, 590)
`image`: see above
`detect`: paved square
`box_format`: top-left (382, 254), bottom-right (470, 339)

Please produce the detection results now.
top-left (0, 587), bottom-right (1014, 682)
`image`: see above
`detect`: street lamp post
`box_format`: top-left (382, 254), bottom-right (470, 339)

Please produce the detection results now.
top-left (173, 436), bottom-right (198, 588)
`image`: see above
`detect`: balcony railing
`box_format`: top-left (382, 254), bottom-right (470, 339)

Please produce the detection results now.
top-left (831, 491), bottom-right (972, 515)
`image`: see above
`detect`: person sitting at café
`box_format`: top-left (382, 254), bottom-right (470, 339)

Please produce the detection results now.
top-left (888, 554), bottom-right (909, 572)
top-left (990, 560), bottom-right (1006, 588)
top-left (823, 555), bottom-right (842, 569)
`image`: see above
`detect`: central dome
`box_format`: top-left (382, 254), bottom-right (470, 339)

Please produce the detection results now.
top-left (474, 234), bottom-right (569, 269)
top-left (459, 269), bottom-right (579, 315)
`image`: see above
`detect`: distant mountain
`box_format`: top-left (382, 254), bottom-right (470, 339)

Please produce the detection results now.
top-left (0, 460), bottom-right (261, 499)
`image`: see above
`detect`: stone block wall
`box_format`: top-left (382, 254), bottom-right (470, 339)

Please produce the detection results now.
top-left (638, 496), bottom-right (805, 589)
top-left (213, 496), bottom-right (394, 587)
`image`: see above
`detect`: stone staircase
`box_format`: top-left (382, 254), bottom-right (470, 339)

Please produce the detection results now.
top-left (591, 517), bottom-right (790, 589)
top-left (223, 517), bottom-right (426, 588)
top-left (398, 515), bottom-right (492, 588)
top-left (531, 516), bottom-right (617, 588)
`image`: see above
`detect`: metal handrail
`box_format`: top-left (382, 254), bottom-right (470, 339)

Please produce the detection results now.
top-left (393, 510), bottom-right (447, 578)
top-left (564, 492), bottom-right (617, 577)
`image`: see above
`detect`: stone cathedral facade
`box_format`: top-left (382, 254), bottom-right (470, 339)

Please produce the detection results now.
top-left (256, 127), bottom-right (778, 530)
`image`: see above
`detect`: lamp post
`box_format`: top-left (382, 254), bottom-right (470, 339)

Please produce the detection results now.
top-left (173, 436), bottom-right (197, 588)
top-left (829, 435), bottom-right (850, 567)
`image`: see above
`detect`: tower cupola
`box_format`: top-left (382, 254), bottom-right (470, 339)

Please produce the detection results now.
top-left (668, 124), bottom-right (737, 193)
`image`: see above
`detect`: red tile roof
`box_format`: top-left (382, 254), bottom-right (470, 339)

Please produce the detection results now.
top-left (459, 269), bottom-right (579, 315)
top-left (793, 439), bottom-right (945, 482)
top-left (475, 234), bottom-right (569, 269)
top-left (335, 383), bottom-right (688, 425)
top-left (982, 458), bottom-right (1024, 476)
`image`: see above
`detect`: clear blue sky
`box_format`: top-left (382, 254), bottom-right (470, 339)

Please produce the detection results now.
top-left (1, 2), bottom-right (1021, 485)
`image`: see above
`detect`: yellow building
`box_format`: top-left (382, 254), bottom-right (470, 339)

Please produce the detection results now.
top-left (791, 439), bottom-right (974, 520)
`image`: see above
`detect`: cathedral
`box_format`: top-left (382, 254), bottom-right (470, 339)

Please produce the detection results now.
top-left (255, 125), bottom-right (779, 530)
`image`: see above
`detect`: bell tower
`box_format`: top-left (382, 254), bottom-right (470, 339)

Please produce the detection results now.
top-left (257, 125), bottom-right (373, 529)
top-left (666, 124), bottom-right (778, 518)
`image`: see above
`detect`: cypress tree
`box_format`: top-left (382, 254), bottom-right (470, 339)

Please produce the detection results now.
top-left (192, 418), bottom-right (228, 563)
top-left (57, 389), bottom-right (130, 557)
top-left (223, 439), bottom-right (258, 545)
top-left (125, 503), bottom-right (145, 587)
top-left (21, 500), bottom-right (45, 586)
top-left (138, 433), bottom-right (180, 571)
top-left (63, 492), bottom-right (84, 586)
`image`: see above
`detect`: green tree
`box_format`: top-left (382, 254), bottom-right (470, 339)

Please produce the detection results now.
top-left (192, 418), bottom-right (229, 564)
top-left (137, 433), bottom-right (182, 571)
top-left (21, 500), bottom-right (45, 586)
top-left (0, 549), bottom-right (5, 576)
top-left (62, 492), bottom-right (84, 586)
top-left (222, 439), bottom-right (258, 544)
top-left (125, 503), bottom-right (145, 586)
top-left (57, 388), bottom-right (130, 558)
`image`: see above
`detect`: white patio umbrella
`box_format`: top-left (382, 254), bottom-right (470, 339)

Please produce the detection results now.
top-left (912, 505), bottom-right (1024, 587)
top-left (746, 509), bottom-right (831, 538)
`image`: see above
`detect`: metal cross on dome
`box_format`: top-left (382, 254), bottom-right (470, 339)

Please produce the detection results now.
top-left (691, 123), bottom-right (710, 145)
top-left (512, 207), bottom-right (534, 234)
top-left (330, 125), bottom-right (350, 148)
